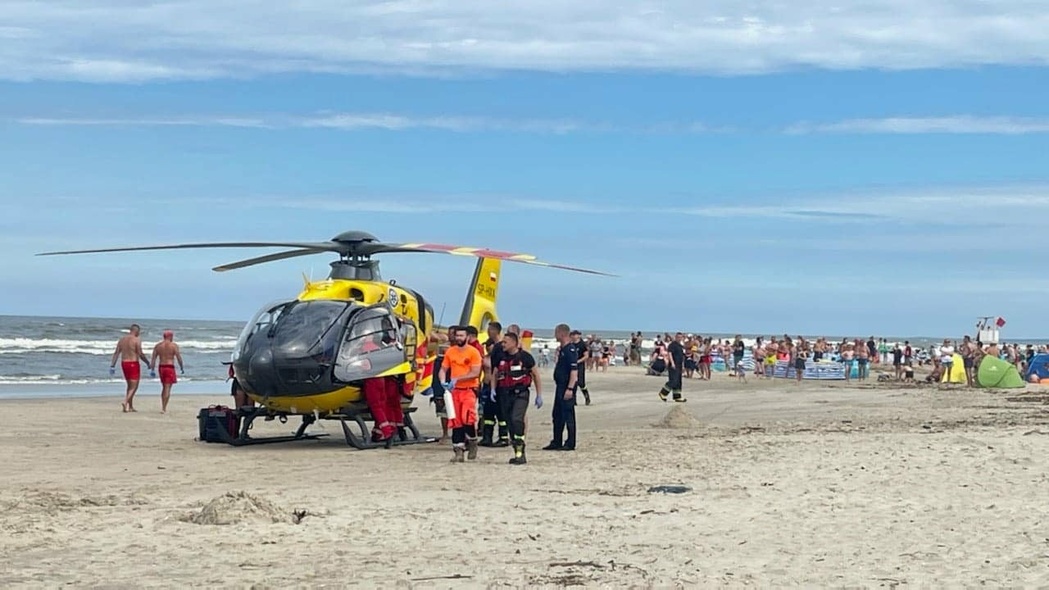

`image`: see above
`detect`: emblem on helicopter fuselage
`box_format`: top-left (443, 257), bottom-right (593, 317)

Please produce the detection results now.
top-left (388, 287), bottom-right (398, 304)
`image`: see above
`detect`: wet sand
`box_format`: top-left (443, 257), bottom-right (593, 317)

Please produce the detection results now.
top-left (3, 366), bottom-right (1049, 587)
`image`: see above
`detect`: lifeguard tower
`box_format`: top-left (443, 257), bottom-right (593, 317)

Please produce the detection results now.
top-left (976, 316), bottom-right (1004, 344)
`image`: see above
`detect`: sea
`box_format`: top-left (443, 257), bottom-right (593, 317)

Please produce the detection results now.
top-left (0, 314), bottom-right (1028, 400)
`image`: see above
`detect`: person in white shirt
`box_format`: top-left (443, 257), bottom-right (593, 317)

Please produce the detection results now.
top-left (940, 339), bottom-right (955, 378)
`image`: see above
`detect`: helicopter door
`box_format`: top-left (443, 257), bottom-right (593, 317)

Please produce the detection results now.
top-left (333, 306), bottom-right (408, 383)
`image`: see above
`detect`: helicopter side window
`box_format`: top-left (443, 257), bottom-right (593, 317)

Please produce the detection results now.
top-left (401, 322), bottom-right (418, 367)
top-left (334, 307), bottom-right (408, 383)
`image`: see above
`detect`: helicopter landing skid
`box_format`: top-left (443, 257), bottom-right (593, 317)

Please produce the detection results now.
top-left (210, 407), bottom-right (330, 447)
top-left (329, 408), bottom-right (439, 450)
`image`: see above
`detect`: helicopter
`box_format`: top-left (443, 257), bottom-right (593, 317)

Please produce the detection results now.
top-left (37, 230), bottom-right (612, 448)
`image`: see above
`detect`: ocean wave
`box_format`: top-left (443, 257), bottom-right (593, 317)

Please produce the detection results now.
top-left (0, 337), bottom-right (239, 355)
top-left (0, 376), bottom-right (211, 385)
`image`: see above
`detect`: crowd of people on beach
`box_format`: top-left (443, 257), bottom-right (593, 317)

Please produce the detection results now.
top-left (574, 331), bottom-right (1049, 390)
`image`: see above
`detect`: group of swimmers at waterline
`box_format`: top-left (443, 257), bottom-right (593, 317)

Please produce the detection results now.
top-left (110, 324), bottom-right (184, 413)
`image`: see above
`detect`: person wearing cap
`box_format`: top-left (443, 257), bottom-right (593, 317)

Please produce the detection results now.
top-left (150, 330), bottom-right (184, 414)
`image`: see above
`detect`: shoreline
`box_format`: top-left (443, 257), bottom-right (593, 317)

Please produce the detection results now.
top-left (0, 379), bottom-right (230, 401)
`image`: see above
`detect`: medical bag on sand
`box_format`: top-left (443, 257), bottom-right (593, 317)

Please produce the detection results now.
top-left (197, 405), bottom-right (239, 443)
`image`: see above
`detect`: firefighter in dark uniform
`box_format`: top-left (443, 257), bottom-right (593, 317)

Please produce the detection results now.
top-left (570, 330), bottom-right (592, 405)
top-left (544, 323), bottom-right (578, 451)
top-left (480, 321), bottom-right (510, 447)
top-left (494, 331), bottom-right (543, 464)
top-left (658, 332), bottom-right (688, 402)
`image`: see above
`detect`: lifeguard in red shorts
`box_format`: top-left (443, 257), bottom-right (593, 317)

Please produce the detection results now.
top-left (438, 326), bottom-right (482, 463)
top-left (150, 330), bottom-right (184, 414)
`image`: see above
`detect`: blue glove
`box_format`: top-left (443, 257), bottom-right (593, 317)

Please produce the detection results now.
top-left (443, 381), bottom-right (453, 391)
top-left (489, 388), bottom-right (497, 402)
top-left (109, 367), bottom-right (116, 377)
top-left (535, 394), bottom-right (543, 409)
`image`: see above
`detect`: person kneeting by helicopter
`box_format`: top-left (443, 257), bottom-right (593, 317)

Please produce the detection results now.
top-left (494, 331), bottom-right (542, 465)
top-left (439, 326), bottom-right (483, 462)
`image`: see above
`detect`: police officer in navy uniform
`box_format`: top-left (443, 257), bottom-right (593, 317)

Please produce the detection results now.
top-left (480, 321), bottom-right (510, 447)
top-left (494, 331), bottom-right (543, 464)
top-left (544, 323), bottom-right (579, 451)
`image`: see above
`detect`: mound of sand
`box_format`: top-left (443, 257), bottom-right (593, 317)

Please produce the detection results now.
top-left (654, 405), bottom-right (700, 429)
top-left (181, 491), bottom-right (296, 526)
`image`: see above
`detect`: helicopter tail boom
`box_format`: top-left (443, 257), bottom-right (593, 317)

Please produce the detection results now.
top-left (459, 257), bottom-right (501, 334)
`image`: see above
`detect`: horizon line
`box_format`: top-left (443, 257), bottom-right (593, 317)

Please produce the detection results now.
top-left (2, 313), bottom-right (1042, 342)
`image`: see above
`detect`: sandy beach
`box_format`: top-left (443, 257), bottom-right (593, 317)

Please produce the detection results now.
top-left (3, 366), bottom-right (1049, 588)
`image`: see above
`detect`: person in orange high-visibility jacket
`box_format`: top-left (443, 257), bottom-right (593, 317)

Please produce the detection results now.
top-left (439, 326), bottom-right (483, 463)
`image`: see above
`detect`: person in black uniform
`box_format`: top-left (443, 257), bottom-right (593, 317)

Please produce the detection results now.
top-left (494, 331), bottom-right (543, 464)
top-left (569, 330), bottom-right (592, 405)
top-left (658, 332), bottom-right (687, 402)
top-left (544, 323), bottom-right (578, 451)
top-left (480, 321), bottom-right (510, 447)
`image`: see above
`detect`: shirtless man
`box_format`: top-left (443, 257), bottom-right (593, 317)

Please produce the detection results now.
top-left (150, 330), bottom-right (184, 414)
top-left (110, 324), bottom-right (150, 413)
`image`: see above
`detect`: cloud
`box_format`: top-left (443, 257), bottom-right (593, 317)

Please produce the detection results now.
top-left (299, 113), bottom-right (589, 134)
top-left (190, 196), bottom-right (605, 215)
top-left (2, 2), bottom-right (1048, 82)
top-left (673, 185), bottom-right (1049, 227)
top-left (16, 113), bottom-right (1049, 137)
top-left (12, 113), bottom-right (616, 134)
top-left (17, 116), bottom-right (273, 129)
top-left (161, 185), bottom-right (1049, 236)
top-left (786, 116), bottom-right (1049, 135)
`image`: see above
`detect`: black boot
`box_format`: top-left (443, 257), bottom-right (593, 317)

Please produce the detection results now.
top-left (509, 442), bottom-right (527, 465)
top-left (581, 387), bottom-right (591, 406)
top-left (480, 423), bottom-right (494, 447)
top-left (495, 424), bottom-right (510, 447)
top-left (658, 386), bottom-right (670, 402)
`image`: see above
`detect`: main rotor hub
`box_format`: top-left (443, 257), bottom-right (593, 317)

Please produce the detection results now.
top-left (331, 230), bottom-right (379, 244)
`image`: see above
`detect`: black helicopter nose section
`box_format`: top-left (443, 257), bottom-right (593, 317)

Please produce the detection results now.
top-left (332, 230), bottom-right (379, 244)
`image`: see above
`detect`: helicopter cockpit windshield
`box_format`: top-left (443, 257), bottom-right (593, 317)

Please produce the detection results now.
top-left (232, 299), bottom-right (291, 365)
top-left (334, 306), bottom-right (409, 383)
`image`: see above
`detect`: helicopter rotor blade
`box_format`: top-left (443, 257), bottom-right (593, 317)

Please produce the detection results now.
top-left (212, 248), bottom-right (333, 272)
top-left (377, 243), bottom-right (617, 277)
top-left (35, 241), bottom-right (345, 257)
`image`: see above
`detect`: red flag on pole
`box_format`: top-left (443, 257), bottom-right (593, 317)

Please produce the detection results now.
top-left (996, 317), bottom-right (1006, 327)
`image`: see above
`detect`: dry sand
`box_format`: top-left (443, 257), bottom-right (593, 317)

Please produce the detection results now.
top-left (4, 365), bottom-right (1049, 588)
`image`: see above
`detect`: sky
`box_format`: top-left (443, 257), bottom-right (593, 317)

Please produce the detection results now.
top-left (2, 1), bottom-right (1049, 338)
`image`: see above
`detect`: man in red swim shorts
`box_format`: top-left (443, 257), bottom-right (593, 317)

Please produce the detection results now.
top-left (110, 324), bottom-right (150, 413)
top-left (150, 330), bottom-right (184, 414)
